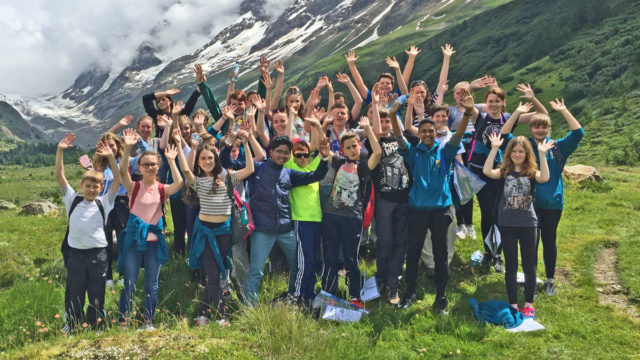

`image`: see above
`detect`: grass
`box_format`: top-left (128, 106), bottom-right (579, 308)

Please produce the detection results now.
top-left (1, 164), bottom-right (640, 358)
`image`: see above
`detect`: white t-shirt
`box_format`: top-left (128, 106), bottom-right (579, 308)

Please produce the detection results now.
top-left (62, 184), bottom-right (116, 249)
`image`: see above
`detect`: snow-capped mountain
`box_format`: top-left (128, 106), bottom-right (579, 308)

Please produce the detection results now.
top-left (1, 0), bottom-right (459, 147)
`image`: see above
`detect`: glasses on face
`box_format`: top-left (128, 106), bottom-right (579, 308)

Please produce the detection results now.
top-left (141, 163), bottom-right (158, 168)
top-left (274, 149), bottom-right (290, 156)
top-left (293, 153), bottom-right (310, 159)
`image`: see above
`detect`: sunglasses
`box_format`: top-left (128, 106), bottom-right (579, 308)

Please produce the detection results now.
top-left (410, 80), bottom-right (427, 88)
top-left (293, 153), bottom-right (310, 159)
top-left (286, 88), bottom-right (301, 95)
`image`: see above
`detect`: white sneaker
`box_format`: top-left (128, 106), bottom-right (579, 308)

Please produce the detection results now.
top-left (455, 225), bottom-right (467, 239)
top-left (466, 225), bottom-right (477, 240)
top-left (194, 316), bottom-right (209, 327)
top-left (136, 324), bottom-right (157, 332)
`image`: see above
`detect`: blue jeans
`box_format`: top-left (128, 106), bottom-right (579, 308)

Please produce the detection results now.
top-left (244, 230), bottom-right (298, 306)
top-left (119, 241), bottom-right (161, 324)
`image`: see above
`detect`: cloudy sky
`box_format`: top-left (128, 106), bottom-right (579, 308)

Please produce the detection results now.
top-left (1, 0), bottom-right (292, 98)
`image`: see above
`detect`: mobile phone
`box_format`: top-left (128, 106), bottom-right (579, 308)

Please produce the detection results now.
top-left (79, 155), bottom-right (92, 169)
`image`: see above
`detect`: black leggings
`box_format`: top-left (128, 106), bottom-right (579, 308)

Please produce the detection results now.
top-left (456, 140), bottom-right (474, 226)
top-left (535, 208), bottom-right (563, 279)
top-left (470, 164), bottom-right (500, 254)
top-left (199, 220), bottom-right (232, 317)
top-left (500, 226), bottom-right (537, 304)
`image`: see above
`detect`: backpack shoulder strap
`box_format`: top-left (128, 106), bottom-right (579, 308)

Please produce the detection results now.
top-left (94, 199), bottom-right (106, 225)
top-left (68, 195), bottom-right (84, 219)
top-left (158, 182), bottom-right (165, 205)
top-left (130, 181), bottom-right (141, 208)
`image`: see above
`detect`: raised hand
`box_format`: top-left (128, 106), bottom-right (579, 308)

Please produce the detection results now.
top-left (157, 114), bottom-right (172, 129)
top-left (222, 105), bottom-right (237, 119)
top-left (254, 96), bottom-right (266, 112)
top-left (336, 73), bottom-right (350, 84)
top-left (441, 43), bottom-right (456, 57)
top-left (469, 76), bottom-right (487, 89)
top-left (95, 140), bottom-right (114, 157)
top-left (358, 116), bottom-right (371, 129)
top-left (236, 129), bottom-right (249, 142)
top-left (516, 101), bottom-right (534, 114)
top-left (385, 56), bottom-right (400, 69)
top-left (327, 79), bottom-right (334, 93)
top-left (308, 88), bottom-right (321, 108)
top-left (164, 88), bottom-right (180, 96)
top-left (195, 64), bottom-right (206, 84)
top-left (405, 45), bottom-right (421, 58)
top-left (172, 100), bottom-right (185, 116)
top-left (245, 105), bottom-right (257, 118)
top-left (275, 60), bottom-right (284, 75)
top-left (517, 83), bottom-right (535, 100)
top-left (258, 57), bottom-right (270, 74)
top-left (484, 75), bottom-right (498, 88)
top-left (190, 136), bottom-right (200, 149)
top-left (309, 107), bottom-right (326, 122)
top-left (371, 86), bottom-right (381, 104)
top-left (387, 92), bottom-right (399, 104)
top-left (164, 144), bottom-right (179, 161)
top-left (228, 68), bottom-right (235, 81)
top-left (261, 71), bottom-right (273, 89)
top-left (318, 137), bottom-right (331, 158)
top-left (171, 128), bottom-right (183, 145)
top-left (323, 115), bottom-right (334, 126)
top-left (58, 133), bottom-right (75, 150)
top-left (459, 88), bottom-right (475, 111)
top-left (345, 49), bottom-right (358, 64)
top-left (537, 138), bottom-right (555, 154)
top-left (489, 132), bottom-right (503, 149)
top-left (316, 75), bottom-right (329, 89)
top-left (122, 128), bottom-right (140, 147)
top-left (549, 98), bottom-right (567, 112)
top-left (118, 115), bottom-right (133, 127)
top-left (193, 113), bottom-right (206, 127)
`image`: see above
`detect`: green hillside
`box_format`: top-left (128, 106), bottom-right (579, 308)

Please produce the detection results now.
top-left (276, 0), bottom-right (640, 166)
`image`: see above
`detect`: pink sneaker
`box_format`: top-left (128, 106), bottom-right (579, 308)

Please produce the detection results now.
top-left (522, 305), bottom-right (535, 318)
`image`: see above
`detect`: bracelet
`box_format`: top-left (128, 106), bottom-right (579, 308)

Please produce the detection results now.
top-left (464, 111), bottom-right (473, 116)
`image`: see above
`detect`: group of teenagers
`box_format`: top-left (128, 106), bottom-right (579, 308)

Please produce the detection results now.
top-left (55, 43), bottom-right (584, 331)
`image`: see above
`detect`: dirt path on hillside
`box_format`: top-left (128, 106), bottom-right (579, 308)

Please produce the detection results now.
top-left (594, 247), bottom-right (640, 320)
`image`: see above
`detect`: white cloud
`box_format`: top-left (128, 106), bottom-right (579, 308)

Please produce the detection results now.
top-left (0, 0), bottom-right (293, 97)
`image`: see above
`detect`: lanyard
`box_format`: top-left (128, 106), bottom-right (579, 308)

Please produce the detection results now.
top-left (333, 127), bottom-right (345, 156)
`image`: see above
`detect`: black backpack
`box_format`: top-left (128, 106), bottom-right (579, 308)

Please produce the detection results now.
top-left (61, 196), bottom-right (106, 267)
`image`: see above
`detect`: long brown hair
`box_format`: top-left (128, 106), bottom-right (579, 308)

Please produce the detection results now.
top-left (194, 144), bottom-right (224, 194)
top-left (285, 87), bottom-right (305, 119)
top-left (500, 136), bottom-right (537, 179)
top-left (97, 132), bottom-right (123, 170)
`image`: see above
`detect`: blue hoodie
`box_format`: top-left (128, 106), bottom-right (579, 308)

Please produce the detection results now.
top-left (530, 128), bottom-right (584, 209)
top-left (397, 135), bottom-right (461, 210)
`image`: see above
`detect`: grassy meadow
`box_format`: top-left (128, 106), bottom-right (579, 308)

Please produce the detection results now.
top-left (0, 163), bottom-right (639, 359)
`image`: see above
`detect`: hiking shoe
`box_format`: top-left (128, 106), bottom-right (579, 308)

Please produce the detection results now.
top-left (433, 296), bottom-right (449, 315)
top-left (522, 305), bottom-right (535, 318)
top-left (481, 252), bottom-right (492, 267)
top-left (283, 293), bottom-right (300, 306)
top-left (466, 225), bottom-right (477, 240)
top-left (399, 292), bottom-right (417, 309)
top-left (456, 225), bottom-right (467, 239)
top-left (271, 291), bottom-right (289, 305)
top-left (426, 267), bottom-right (435, 278)
top-left (194, 316), bottom-right (209, 327)
top-left (136, 324), bottom-right (157, 332)
top-left (545, 279), bottom-right (556, 296)
top-left (493, 256), bottom-right (504, 273)
top-left (387, 288), bottom-right (401, 306)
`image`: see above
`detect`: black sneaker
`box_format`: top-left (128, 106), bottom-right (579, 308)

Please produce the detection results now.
top-left (481, 252), bottom-right (492, 267)
top-left (433, 295), bottom-right (448, 315)
top-left (387, 288), bottom-right (401, 306)
top-left (493, 256), bottom-right (504, 273)
top-left (398, 292), bottom-right (417, 309)
top-left (426, 267), bottom-right (435, 278)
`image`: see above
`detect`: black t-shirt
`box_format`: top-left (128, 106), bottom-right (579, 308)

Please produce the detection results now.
top-left (364, 136), bottom-right (410, 203)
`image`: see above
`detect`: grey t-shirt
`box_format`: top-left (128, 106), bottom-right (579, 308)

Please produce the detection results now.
top-left (497, 171), bottom-right (537, 227)
top-left (318, 125), bottom-right (365, 188)
top-left (448, 104), bottom-right (482, 133)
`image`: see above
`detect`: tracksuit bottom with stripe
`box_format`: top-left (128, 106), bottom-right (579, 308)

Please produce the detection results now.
top-left (321, 213), bottom-right (362, 299)
top-left (293, 221), bottom-right (322, 301)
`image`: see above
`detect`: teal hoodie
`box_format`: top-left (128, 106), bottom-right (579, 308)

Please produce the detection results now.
top-left (398, 135), bottom-right (461, 210)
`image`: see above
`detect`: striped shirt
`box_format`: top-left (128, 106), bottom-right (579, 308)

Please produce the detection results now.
top-left (191, 172), bottom-right (238, 216)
